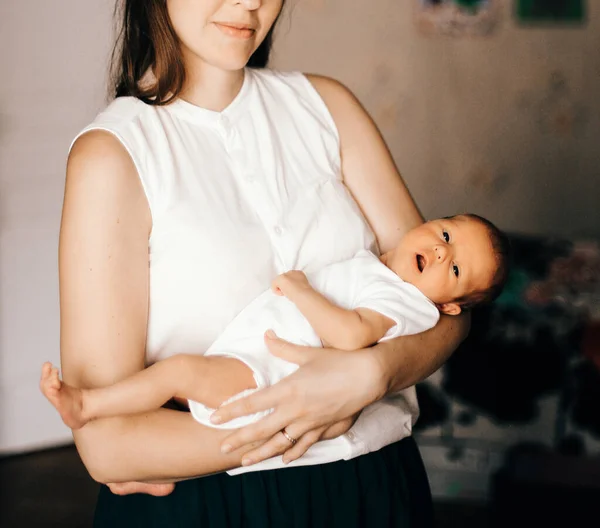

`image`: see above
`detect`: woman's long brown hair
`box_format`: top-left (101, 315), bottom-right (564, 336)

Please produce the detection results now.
top-left (109, 0), bottom-right (283, 105)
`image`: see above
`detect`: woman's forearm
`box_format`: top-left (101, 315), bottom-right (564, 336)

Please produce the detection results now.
top-left (73, 407), bottom-right (251, 484)
top-left (371, 311), bottom-right (470, 394)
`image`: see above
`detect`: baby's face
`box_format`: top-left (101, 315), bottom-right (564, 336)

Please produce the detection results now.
top-left (387, 216), bottom-right (496, 313)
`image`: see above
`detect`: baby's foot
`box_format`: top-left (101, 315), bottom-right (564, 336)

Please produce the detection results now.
top-left (40, 362), bottom-right (87, 429)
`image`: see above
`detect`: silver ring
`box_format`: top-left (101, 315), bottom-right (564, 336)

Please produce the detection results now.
top-left (281, 429), bottom-right (297, 445)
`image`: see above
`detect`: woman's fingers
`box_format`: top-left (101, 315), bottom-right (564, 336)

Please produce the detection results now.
top-left (264, 330), bottom-right (322, 365)
top-left (278, 417), bottom-right (359, 465)
top-left (239, 417), bottom-right (357, 465)
top-left (281, 426), bottom-right (326, 464)
top-left (107, 482), bottom-right (175, 496)
top-left (211, 382), bottom-right (287, 427)
top-left (240, 426), bottom-right (306, 466)
top-left (220, 408), bottom-right (308, 453)
top-left (277, 418), bottom-right (356, 466)
top-left (321, 415), bottom-right (358, 440)
top-left (235, 417), bottom-right (355, 466)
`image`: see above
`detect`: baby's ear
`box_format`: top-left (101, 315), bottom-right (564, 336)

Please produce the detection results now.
top-left (438, 302), bottom-right (462, 316)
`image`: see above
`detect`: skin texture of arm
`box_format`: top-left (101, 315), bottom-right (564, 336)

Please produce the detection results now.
top-left (59, 131), bottom-right (263, 484)
top-left (306, 74), bottom-right (470, 389)
top-left (210, 75), bottom-right (470, 463)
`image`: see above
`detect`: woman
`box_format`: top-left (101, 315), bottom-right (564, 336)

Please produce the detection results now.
top-left (60, 0), bottom-right (469, 526)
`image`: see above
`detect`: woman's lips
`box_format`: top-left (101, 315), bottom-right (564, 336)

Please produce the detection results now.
top-left (214, 23), bottom-right (255, 40)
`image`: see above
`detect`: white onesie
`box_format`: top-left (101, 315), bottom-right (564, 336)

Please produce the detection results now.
top-left (189, 249), bottom-right (440, 474)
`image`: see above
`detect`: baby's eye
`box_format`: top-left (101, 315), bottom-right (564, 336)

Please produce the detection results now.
top-left (453, 264), bottom-right (460, 277)
top-left (442, 231), bottom-right (450, 243)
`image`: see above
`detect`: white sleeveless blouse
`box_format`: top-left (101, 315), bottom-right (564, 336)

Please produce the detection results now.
top-left (73, 68), bottom-right (419, 472)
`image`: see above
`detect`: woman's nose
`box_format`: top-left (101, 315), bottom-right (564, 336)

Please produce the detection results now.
top-left (238, 0), bottom-right (262, 9)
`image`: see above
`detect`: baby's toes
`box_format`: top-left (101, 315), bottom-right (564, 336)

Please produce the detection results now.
top-left (41, 362), bottom-right (52, 380)
top-left (49, 368), bottom-right (61, 389)
top-left (40, 364), bottom-right (53, 391)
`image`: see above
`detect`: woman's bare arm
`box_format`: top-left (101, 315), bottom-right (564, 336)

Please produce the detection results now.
top-left (307, 76), bottom-right (425, 248)
top-left (373, 313), bottom-right (468, 393)
top-left (59, 131), bottom-right (259, 484)
top-left (306, 74), bottom-right (470, 389)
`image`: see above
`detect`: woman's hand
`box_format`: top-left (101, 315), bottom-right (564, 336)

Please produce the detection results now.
top-left (210, 331), bottom-right (384, 465)
top-left (107, 482), bottom-right (175, 496)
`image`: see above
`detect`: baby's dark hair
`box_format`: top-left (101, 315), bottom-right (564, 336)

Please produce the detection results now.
top-left (451, 214), bottom-right (511, 311)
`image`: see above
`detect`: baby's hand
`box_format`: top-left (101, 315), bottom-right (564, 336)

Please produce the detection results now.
top-left (271, 270), bottom-right (311, 298)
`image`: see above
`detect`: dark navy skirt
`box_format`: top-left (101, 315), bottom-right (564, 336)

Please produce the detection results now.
top-left (94, 436), bottom-right (433, 527)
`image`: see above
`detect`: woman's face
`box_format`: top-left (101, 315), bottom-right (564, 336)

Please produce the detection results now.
top-left (167, 0), bottom-right (283, 72)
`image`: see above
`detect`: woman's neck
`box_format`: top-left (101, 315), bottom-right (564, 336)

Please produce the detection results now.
top-left (179, 61), bottom-right (245, 112)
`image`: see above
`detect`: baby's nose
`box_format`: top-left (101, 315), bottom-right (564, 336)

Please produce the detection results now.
top-left (434, 244), bottom-right (449, 262)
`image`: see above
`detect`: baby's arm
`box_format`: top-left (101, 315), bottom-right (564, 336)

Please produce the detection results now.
top-left (40, 355), bottom-right (255, 430)
top-left (272, 271), bottom-right (395, 351)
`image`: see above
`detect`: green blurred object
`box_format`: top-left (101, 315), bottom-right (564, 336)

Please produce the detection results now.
top-left (494, 268), bottom-right (531, 308)
top-left (456, 0), bottom-right (485, 13)
top-left (516, 0), bottom-right (585, 23)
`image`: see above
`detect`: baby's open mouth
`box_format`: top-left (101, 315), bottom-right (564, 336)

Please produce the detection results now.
top-left (416, 254), bottom-right (425, 272)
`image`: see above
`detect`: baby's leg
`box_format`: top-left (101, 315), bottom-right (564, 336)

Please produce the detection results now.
top-left (40, 363), bottom-right (86, 429)
top-left (40, 355), bottom-right (240, 429)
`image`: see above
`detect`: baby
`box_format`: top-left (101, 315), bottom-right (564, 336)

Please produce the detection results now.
top-left (40, 213), bottom-right (509, 432)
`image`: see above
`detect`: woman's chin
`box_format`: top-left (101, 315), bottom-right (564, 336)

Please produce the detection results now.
top-left (205, 55), bottom-right (255, 72)
top-left (184, 46), bottom-right (255, 75)
top-left (205, 45), bottom-right (258, 71)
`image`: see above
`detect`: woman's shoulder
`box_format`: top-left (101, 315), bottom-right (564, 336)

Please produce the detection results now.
top-left (80, 96), bottom-right (152, 134)
top-left (258, 70), bottom-right (365, 137)
top-left (67, 98), bottom-right (154, 192)
top-left (302, 73), bottom-right (353, 97)
top-left (301, 74), bottom-right (363, 122)
top-left (251, 69), bottom-right (359, 136)
top-left (252, 68), bottom-right (354, 100)
top-left (69, 97), bottom-right (156, 167)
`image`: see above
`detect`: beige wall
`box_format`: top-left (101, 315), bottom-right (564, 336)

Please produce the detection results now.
top-left (1, 0), bottom-right (598, 459)
top-left (272, 0), bottom-right (600, 239)
top-left (0, 0), bottom-right (114, 453)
